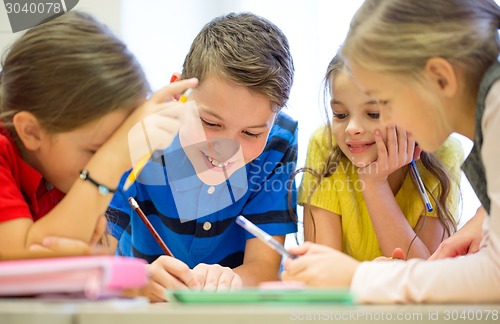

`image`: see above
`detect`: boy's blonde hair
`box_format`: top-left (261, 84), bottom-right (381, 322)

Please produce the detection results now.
top-left (182, 12), bottom-right (294, 111)
top-left (342, 0), bottom-right (500, 92)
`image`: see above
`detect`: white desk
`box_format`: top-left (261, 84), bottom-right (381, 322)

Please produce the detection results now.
top-left (1, 298), bottom-right (499, 324)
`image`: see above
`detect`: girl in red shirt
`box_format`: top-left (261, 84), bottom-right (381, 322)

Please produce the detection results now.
top-left (0, 11), bottom-right (197, 255)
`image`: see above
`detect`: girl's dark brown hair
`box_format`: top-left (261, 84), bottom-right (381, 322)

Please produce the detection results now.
top-left (289, 54), bottom-right (458, 257)
top-left (0, 11), bottom-right (149, 141)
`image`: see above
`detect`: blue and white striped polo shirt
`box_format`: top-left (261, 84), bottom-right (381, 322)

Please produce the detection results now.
top-left (107, 112), bottom-right (298, 268)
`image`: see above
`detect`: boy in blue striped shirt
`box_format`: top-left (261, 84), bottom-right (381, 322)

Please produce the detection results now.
top-left (106, 12), bottom-right (298, 301)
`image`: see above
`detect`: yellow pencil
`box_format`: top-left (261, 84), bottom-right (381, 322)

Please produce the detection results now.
top-left (178, 88), bottom-right (192, 103)
top-left (123, 88), bottom-right (193, 190)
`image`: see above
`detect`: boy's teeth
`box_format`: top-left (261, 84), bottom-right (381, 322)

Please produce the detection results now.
top-left (208, 156), bottom-right (229, 168)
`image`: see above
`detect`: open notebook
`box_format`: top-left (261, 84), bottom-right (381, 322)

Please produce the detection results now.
top-left (0, 256), bottom-right (148, 299)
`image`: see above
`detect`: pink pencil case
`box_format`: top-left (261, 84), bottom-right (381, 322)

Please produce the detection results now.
top-left (0, 256), bottom-right (148, 299)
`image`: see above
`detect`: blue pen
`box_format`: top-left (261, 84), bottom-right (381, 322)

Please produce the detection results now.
top-left (236, 216), bottom-right (297, 259)
top-left (409, 160), bottom-right (433, 213)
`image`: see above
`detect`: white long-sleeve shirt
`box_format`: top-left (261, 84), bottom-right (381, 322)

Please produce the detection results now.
top-left (350, 81), bottom-right (500, 303)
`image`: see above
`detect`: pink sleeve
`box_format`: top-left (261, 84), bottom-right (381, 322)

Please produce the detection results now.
top-left (351, 215), bottom-right (500, 303)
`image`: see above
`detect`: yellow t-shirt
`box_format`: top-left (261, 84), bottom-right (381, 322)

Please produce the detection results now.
top-left (298, 127), bottom-right (463, 261)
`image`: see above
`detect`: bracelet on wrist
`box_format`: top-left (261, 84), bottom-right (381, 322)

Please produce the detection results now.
top-left (79, 169), bottom-right (117, 195)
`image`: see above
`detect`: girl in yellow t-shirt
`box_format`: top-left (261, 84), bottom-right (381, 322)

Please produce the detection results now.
top-left (298, 54), bottom-right (463, 261)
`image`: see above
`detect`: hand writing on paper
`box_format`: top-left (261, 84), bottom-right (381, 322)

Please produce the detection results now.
top-left (282, 242), bottom-right (359, 287)
top-left (142, 256), bottom-right (200, 302)
top-left (192, 263), bottom-right (242, 291)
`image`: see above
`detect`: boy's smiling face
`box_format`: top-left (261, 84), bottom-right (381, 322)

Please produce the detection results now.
top-left (179, 76), bottom-right (276, 185)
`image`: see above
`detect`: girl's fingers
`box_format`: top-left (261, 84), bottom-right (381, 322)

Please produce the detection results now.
top-left (285, 244), bottom-right (336, 275)
top-left (170, 72), bottom-right (181, 84)
top-left (170, 72), bottom-right (182, 100)
top-left (413, 145), bottom-right (423, 161)
top-left (149, 78), bottom-right (198, 104)
top-left (283, 256), bottom-right (309, 276)
top-left (386, 125), bottom-right (398, 164)
top-left (286, 242), bottom-right (312, 256)
top-left (391, 247), bottom-right (406, 260)
top-left (396, 126), bottom-right (408, 165)
top-left (38, 236), bottom-right (91, 254)
top-left (373, 129), bottom-right (388, 165)
top-left (406, 132), bottom-right (416, 164)
top-left (89, 215), bottom-right (107, 246)
top-left (398, 126), bottom-right (417, 166)
top-left (286, 241), bottom-right (328, 256)
top-left (29, 244), bottom-right (50, 252)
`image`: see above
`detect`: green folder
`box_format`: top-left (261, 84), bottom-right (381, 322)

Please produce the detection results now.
top-left (166, 288), bottom-right (354, 304)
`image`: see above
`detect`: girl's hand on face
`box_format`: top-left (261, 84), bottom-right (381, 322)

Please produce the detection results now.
top-left (281, 242), bottom-right (359, 287)
top-left (105, 78), bottom-right (199, 170)
top-left (141, 256), bottom-right (200, 302)
top-left (357, 125), bottom-right (420, 184)
top-left (191, 263), bottom-right (242, 292)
